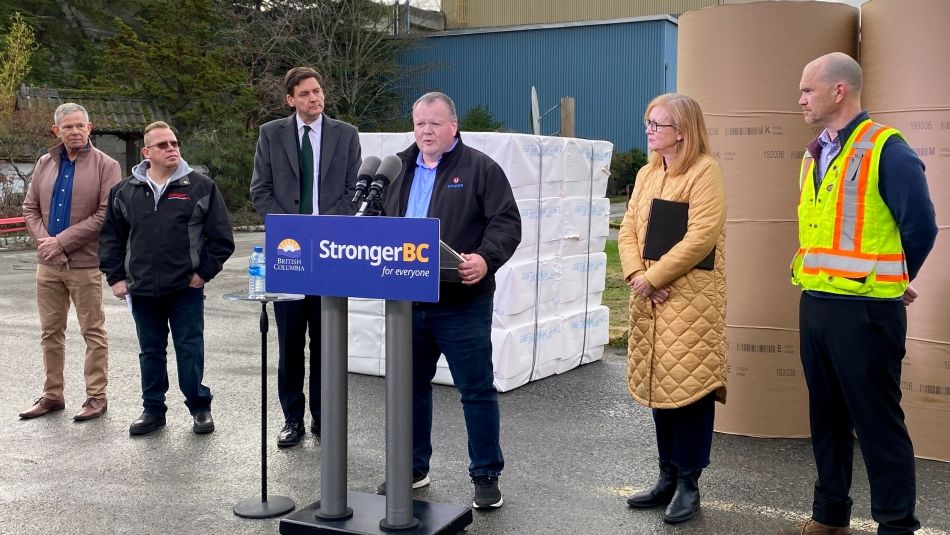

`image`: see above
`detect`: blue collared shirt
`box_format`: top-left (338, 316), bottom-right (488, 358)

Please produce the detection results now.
top-left (48, 146), bottom-right (76, 236)
top-left (405, 140), bottom-right (458, 218)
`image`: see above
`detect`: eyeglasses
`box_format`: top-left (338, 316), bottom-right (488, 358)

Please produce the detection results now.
top-left (146, 140), bottom-right (180, 150)
top-left (644, 120), bottom-right (676, 133)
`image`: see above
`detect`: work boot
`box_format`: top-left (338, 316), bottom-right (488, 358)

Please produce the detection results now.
top-left (627, 460), bottom-right (677, 508)
top-left (776, 518), bottom-right (851, 534)
top-left (663, 469), bottom-right (701, 524)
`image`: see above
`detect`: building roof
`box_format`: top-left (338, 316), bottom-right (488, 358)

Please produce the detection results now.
top-left (15, 86), bottom-right (170, 136)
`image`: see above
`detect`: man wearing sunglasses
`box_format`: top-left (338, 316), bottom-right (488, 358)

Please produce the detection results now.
top-left (99, 121), bottom-right (235, 436)
top-left (20, 103), bottom-right (122, 422)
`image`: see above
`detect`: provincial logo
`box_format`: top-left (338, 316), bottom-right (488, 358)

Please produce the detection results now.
top-left (277, 238), bottom-right (302, 259)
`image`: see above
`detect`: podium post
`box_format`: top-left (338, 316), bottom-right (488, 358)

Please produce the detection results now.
top-left (380, 299), bottom-right (417, 530)
top-left (315, 295), bottom-right (353, 520)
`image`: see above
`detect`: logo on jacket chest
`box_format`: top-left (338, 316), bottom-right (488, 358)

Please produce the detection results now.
top-left (167, 192), bottom-right (192, 201)
top-left (446, 176), bottom-right (464, 189)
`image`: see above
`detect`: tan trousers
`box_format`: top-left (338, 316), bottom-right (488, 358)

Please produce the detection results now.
top-left (36, 264), bottom-right (109, 400)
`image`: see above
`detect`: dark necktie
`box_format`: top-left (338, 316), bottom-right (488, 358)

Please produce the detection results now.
top-left (299, 125), bottom-right (314, 214)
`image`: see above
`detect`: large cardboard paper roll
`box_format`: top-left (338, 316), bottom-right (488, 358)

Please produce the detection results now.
top-left (862, 0), bottom-right (950, 112)
top-left (678, 2), bottom-right (858, 114)
top-left (678, 1), bottom-right (858, 438)
top-left (862, 0), bottom-right (950, 463)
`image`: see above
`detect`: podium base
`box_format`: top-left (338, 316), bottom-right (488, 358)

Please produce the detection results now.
top-left (233, 494), bottom-right (295, 518)
top-left (279, 491), bottom-right (472, 535)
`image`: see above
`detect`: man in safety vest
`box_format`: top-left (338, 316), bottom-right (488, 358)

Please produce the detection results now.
top-left (778, 53), bottom-right (937, 535)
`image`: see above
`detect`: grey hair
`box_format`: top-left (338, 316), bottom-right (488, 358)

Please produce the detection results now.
top-left (54, 103), bottom-right (89, 125)
top-left (819, 52), bottom-right (863, 95)
top-left (412, 92), bottom-right (457, 121)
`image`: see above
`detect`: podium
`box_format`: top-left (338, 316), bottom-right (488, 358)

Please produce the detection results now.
top-left (264, 215), bottom-right (473, 535)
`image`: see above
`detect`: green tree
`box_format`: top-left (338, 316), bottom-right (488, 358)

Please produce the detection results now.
top-left (0, 0), bottom-right (137, 87)
top-left (186, 119), bottom-right (259, 224)
top-left (608, 147), bottom-right (648, 196)
top-left (0, 11), bottom-right (36, 111)
top-left (459, 105), bottom-right (504, 132)
top-left (97, 0), bottom-right (252, 131)
top-left (0, 11), bottom-right (53, 218)
top-left (247, 0), bottom-right (421, 131)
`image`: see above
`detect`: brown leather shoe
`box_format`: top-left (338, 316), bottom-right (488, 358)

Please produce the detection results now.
top-left (19, 397), bottom-right (66, 419)
top-left (73, 397), bottom-right (107, 421)
top-left (777, 518), bottom-right (851, 535)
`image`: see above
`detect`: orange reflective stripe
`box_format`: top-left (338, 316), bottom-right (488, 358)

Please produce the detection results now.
top-left (878, 253), bottom-right (905, 261)
top-left (876, 274), bottom-right (909, 282)
top-left (853, 126), bottom-right (887, 251)
top-left (801, 266), bottom-right (872, 278)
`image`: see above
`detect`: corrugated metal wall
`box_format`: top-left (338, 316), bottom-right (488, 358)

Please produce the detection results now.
top-left (400, 17), bottom-right (678, 152)
top-left (443, 0), bottom-right (717, 28)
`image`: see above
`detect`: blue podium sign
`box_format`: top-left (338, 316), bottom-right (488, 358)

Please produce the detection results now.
top-left (264, 214), bottom-right (440, 302)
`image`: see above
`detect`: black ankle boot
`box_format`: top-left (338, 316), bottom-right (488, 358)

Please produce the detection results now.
top-left (662, 469), bottom-right (701, 524)
top-left (627, 461), bottom-right (677, 509)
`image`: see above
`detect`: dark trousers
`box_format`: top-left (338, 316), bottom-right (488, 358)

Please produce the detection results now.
top-left (131, 287), bottom-right (212, 415)
top-left (275, 295), bottom-right (321, 424)
top-left (411, 294), bottom-right (504, 478)
top-left (653, 392), bottom-right (716, 471)
top-left (800, 293), bottom-right (919, 534)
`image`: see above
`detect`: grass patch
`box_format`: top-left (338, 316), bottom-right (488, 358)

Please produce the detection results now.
top-left (603, 239), bottom-right (629, 348)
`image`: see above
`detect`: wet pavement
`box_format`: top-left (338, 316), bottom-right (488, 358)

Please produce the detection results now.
top-left (0, 231), bottom-right (947, 535)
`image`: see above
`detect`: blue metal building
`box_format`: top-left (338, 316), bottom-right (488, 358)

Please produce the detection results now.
top-left (400, 15), bottom-right (678, 152)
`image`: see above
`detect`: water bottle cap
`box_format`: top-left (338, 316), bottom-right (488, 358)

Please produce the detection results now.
top-left (253, 245), bottom-right (263, 253)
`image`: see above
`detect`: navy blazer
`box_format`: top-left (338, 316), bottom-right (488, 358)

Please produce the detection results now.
top-left (250, 113), bottom-right (361, 216)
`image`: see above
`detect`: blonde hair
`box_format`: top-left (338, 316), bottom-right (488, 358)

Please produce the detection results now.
top-left (143, 121), bottom-right (174, 145)
top-left (642, 93), bottom-right (710, 177)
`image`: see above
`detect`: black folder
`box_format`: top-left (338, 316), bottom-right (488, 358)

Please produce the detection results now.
top-left (642, 198), bottom-right (715, 270)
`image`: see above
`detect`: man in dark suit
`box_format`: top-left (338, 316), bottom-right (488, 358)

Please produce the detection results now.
top-left (250, 66), bottom-right (361, 447)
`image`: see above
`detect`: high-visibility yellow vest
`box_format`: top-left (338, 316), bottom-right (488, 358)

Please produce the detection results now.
top-left (790, 119), bottom-right (909, 297)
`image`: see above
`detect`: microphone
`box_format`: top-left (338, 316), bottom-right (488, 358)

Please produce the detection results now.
top-left (363, 154), bottom-right (403, 206)
top-left (351, 156), bottom-right (382, 203)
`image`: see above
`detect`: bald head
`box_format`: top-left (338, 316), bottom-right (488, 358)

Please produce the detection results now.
top-left (807, 52), bottom-right (863, 98)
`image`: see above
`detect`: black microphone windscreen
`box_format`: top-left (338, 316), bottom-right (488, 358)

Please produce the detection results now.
top-left (356, 156), bottom-right (382, 180)
top-left (374, 154), bottom-right (403, 186)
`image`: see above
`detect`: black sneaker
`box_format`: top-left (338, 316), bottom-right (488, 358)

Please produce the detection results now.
top-left (472, 475), bottom-right (503, 509)
top-left (376, 470), bottom-right (430, 495)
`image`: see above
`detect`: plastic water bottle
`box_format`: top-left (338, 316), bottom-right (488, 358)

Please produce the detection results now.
top-left (248, 245), bottom-right (266, 297)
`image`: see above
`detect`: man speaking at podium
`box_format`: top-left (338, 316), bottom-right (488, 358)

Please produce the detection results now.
top-left (250, 67), bottom-right (361, 448)
top-left (380, 92), bottom-right (521, 510)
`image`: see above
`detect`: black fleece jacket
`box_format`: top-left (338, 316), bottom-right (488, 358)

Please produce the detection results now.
top-left (99, 171), bottom-right (235, 296)
top-left (384, 134), bottom-right (521, 304)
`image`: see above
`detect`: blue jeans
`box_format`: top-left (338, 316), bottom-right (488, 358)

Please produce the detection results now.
top-left (131, 287), bottom-right (212, 415)
top-left (412, 294), bottom-right (503, 478)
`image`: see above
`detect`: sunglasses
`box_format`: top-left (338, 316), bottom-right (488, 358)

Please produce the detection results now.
top-left (146, 140), bottom-right (180, 150)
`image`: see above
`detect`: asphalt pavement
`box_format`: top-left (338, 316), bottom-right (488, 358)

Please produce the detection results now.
top-left (1, 231), bottom-right (947, 535)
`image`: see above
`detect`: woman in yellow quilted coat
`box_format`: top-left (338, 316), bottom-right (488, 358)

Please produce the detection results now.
top-left (618, 93), bottom-right (726, 525)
